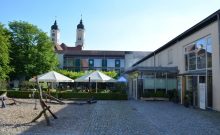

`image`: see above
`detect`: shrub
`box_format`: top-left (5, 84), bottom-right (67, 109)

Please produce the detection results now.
top-left (114, 83), bottom-right (127, 91)
top-left (19, 81), bottom-right (37, 91)
top-left (59, 92), bottom-right (127, 100)
top-left (0, 90), bottom-right (127, 100)
top-left (0, 90), bottom-right (37, 98)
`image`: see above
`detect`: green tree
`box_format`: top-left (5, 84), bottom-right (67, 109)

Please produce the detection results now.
top-left (0, 23), bottom-right (12, 80)
top-left (102, 70), bottom-right (118, 79)
top-left (9, 21), bottom-right (58, 80)
top-left (56, 69), bottom-right (86, 79)
top-left (56, 69), bottom-right (119, 80)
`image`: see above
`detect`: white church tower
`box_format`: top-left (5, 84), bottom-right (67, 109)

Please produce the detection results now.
top-left (75, 17), bottom-right (85, 48)
top-left (51, 20), bottom-right (60, 45)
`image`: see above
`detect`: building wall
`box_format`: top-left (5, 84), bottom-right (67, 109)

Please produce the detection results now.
top-left (63, 56), bottom-right (125, 72)
top-left (136, 21), bottom-right (220, 111)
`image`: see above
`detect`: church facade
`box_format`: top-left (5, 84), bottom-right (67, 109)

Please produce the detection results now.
top-left (50, 18), bottom-right (150, 74)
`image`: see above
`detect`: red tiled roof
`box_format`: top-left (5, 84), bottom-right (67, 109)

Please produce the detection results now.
top-left (55, 43), bottom-right (126, 57)
top-left (55, 43), bottom-right (82, 53)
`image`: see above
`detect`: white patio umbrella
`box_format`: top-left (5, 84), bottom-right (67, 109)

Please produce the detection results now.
top-left (30, 71), bottom-right (74, 83)
top-left (75, 71), bottom-right (116, 92)
top-left (31, 71), bottom-right (74, 98)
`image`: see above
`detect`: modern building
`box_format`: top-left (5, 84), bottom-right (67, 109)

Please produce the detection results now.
top-left (126, 9), bottom-right (220, 111)
top-left (51, 18), bottom-right (150, 74)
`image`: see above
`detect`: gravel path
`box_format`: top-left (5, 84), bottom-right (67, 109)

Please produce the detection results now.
top-left (0, 99), bottom-right (220, 135)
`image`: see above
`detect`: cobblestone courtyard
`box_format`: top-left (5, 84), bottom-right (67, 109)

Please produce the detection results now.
top-left (1, 100), bottom-right (220, 135)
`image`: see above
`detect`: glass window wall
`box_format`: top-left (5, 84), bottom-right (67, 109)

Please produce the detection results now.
top-left (143, 72), bottom-right (177, 97)
top-left (207, 37), bottom-right (212, 68)
top-left (184, 36), bottom-right (212, 71)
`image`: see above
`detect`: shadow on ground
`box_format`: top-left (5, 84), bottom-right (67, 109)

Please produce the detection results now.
top-left (11, 100), bottom-right (220, 135)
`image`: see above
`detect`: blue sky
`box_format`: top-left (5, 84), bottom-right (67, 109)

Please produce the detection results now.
top-left (1, 0), bottom-right (220, 51)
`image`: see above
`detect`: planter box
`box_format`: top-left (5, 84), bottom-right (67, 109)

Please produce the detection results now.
top-left (141, 97), bottom-right (169, 101)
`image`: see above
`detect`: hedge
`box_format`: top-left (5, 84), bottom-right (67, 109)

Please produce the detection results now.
top-left (0, 90), bottom-right (127, 100)
top-left (59, 92), bottom-right (127, 100)
top-left (0, 90), bottom-right (35, 98)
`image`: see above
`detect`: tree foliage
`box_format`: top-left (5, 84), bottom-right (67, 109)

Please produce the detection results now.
top-left (56, 69), bottom-right (86, 79)
top-left (102, 70), bottom-right (118, 79)
top-left (56, 69), bottom-right (119, 80)
top-left (8, 21), bottom-right (58, 79)
top-left (0, 23), bottom-right (12, 80)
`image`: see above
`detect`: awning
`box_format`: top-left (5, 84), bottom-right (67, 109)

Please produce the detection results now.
top-left (124, 66), bottom-right (178, 74)
top-left (178, 69), bottom-right (212, 76)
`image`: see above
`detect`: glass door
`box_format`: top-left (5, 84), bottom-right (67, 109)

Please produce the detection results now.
top-left (207, 75), bottom-right (212, 108)
top-left (198, 76), bottom-right (206, 109)
top-left (186, 76), bottom-right (198, 107)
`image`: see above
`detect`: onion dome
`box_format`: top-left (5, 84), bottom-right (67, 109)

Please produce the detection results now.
top-left (51, 20), bottom-right (59, 30)
top-left (77, 19), bottom-right (84, 29)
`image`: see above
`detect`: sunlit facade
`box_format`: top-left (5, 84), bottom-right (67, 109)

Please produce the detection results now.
top-left (126, 10), bottom-right (220, 111)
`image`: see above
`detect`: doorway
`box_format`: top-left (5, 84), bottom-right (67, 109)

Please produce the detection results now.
top-left (198, 76), bottom-right (206, 109)
top-left (186, 76), bottom-right (198, 107)
top-left (186, 75), bottom-right (210, 109)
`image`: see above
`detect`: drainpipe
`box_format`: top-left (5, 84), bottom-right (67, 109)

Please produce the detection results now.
top-left (154, 52), bottom-right (156, 93)
top-left (205, 38), bottom-right (208, 108)
top-left (218, 14), bottom-right (220, 67)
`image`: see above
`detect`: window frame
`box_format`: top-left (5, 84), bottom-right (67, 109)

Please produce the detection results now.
top-left (184, 35), bottom-right (212, 71)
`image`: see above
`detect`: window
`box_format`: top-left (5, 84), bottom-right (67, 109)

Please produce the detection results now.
top-left (168, 49), bottom-right (173, 64)
top-left (207, 37), bottom-right (212, 68)
top-left (89, 59), bottom-right (94, 70)
top-left (75, 59), bottom-right (81, 71)
top-left (197, 48), bottom-right (206, 69)
top-left (115, 59), bottom-right (120, 67)
top-left (185, 55), bottom-right (188, 71)
top-left (102, 59), bottom-right (107, 67)
top-left (52, 33), bottom-right (55, 36)
top-left (184, 36), bottom-right (212, 71)
top-left (196, 38), bottom-right (206, 69)
top-left (64, 58), bottom-right (74, 67)
top-left (102, 59), bottom-right (107, 71)
top-left (75, 59), bottom-right (80, 67)
top-left (188, 52), bottom-right (196, 70)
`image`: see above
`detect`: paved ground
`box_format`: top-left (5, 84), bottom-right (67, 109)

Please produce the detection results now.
top-left (1, 100), bottom-right (220, 135)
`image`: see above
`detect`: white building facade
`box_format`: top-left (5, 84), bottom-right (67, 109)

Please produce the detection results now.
top-left (126, 10), bottom-right (220, 111)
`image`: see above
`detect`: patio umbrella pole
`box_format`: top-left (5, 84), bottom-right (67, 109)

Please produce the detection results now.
top-left (96, 82), bottom-right (97, 93)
